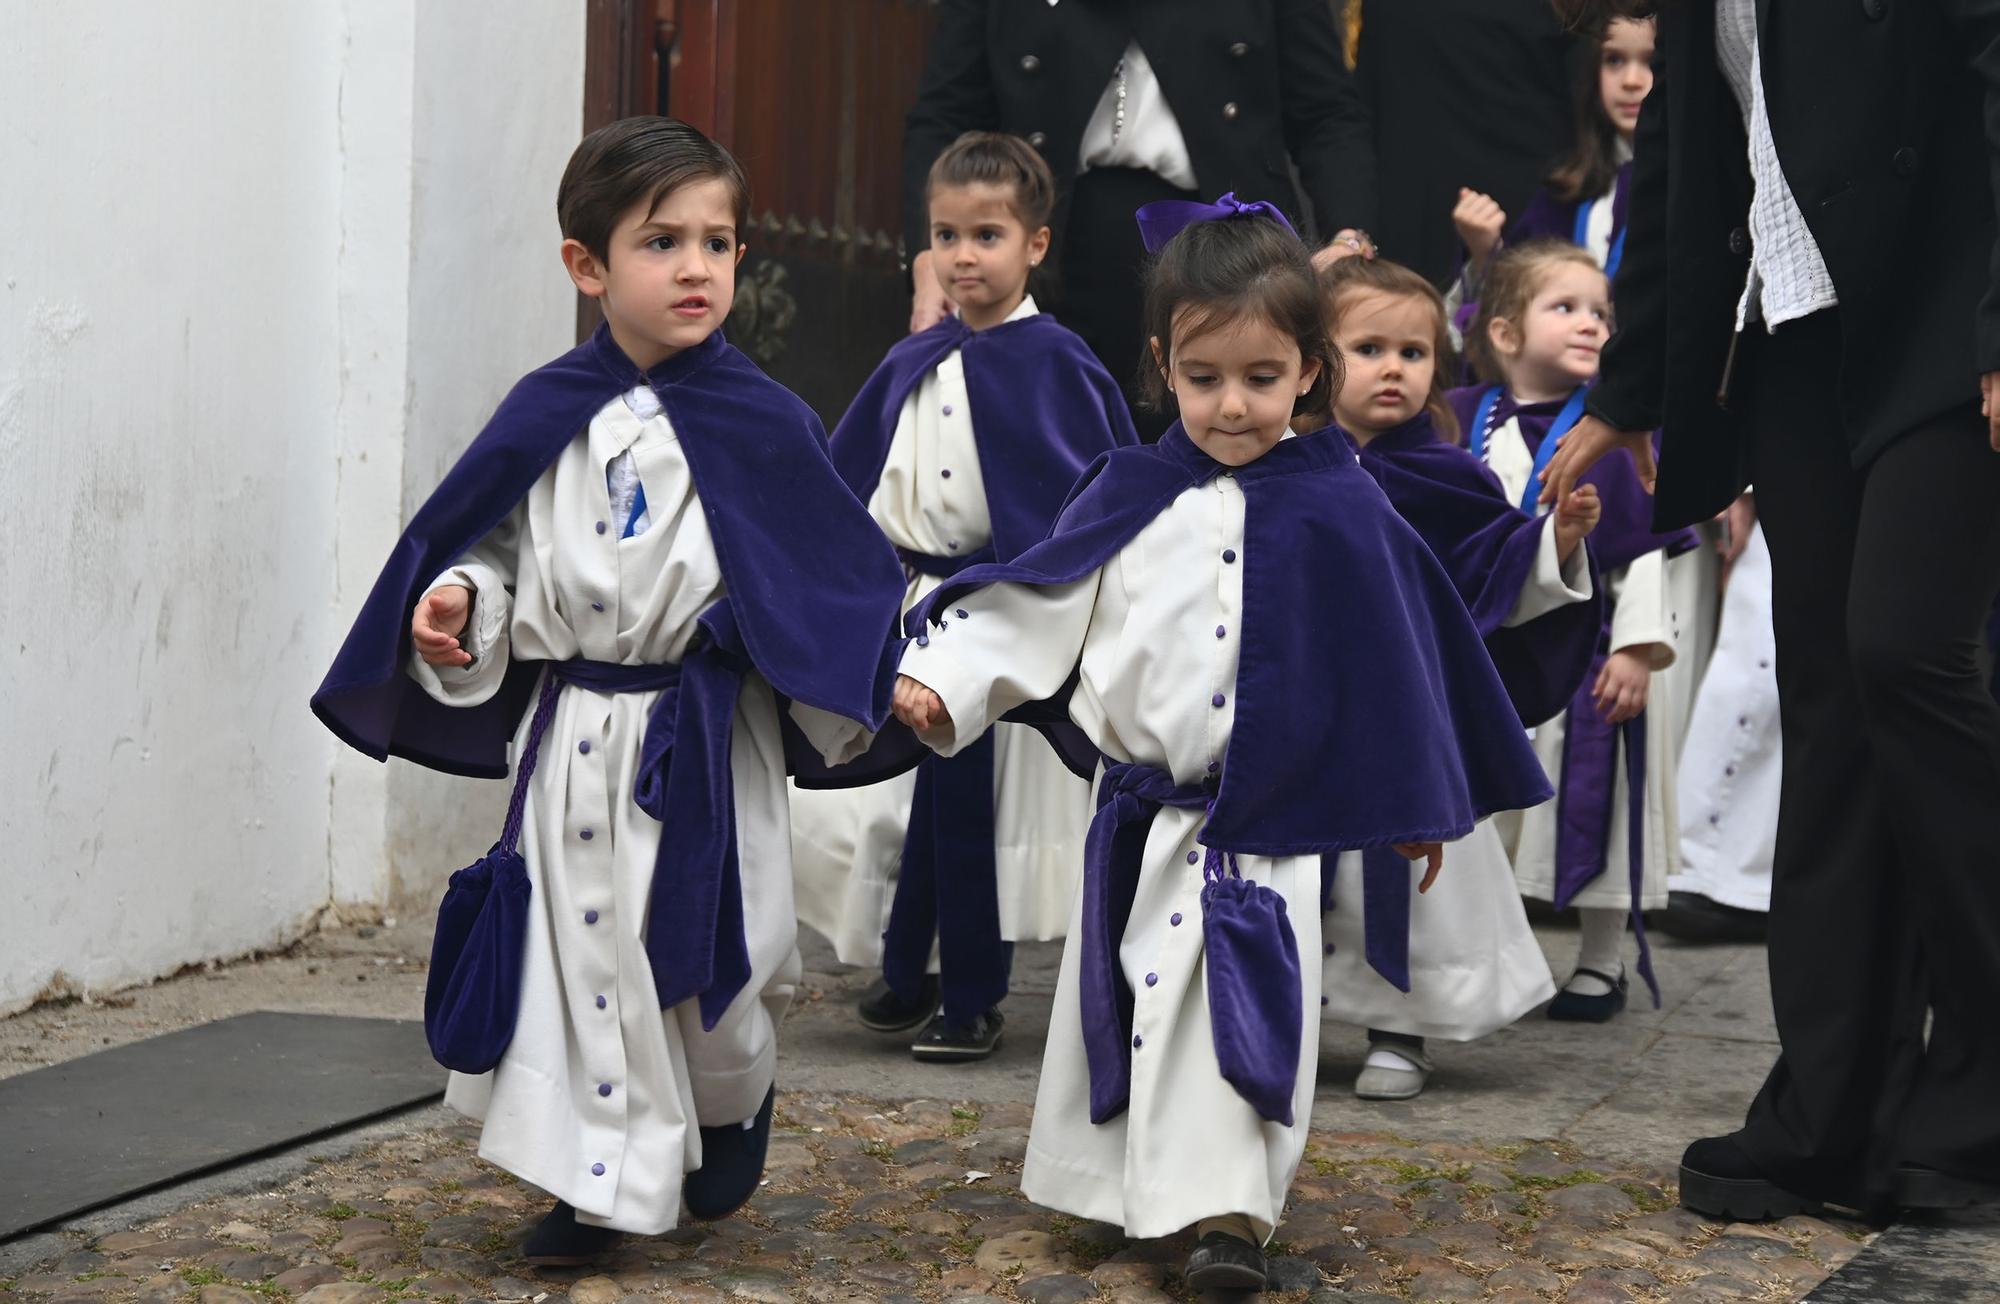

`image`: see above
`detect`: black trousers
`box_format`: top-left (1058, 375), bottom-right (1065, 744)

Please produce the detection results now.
top-left (1733, 310), bottom-right (2000, 1203)
top-left (1054, 167), bottom-right (1195, 443)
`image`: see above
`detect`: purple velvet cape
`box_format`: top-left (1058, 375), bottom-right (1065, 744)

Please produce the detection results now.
top-left (908, 424), bottom-right (1554, 1122)
top-left (311, 324), bottom-right (909, 777)
top-left (826, 310), bottom-right (1135, 1022)
top-left (1348, 412), bottom-right (1605, 729)
top-left (828, 312), bottom-right (1138, 561)
top-left (912, 422), bottom-right (1554, 850)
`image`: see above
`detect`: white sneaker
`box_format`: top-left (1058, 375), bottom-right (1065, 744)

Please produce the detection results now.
top-left (1354, 1045), bottom-right (1432, 1100)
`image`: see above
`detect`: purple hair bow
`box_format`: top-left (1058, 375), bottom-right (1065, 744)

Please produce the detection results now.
top-left (1133, 191), bottom-right (1298, 254)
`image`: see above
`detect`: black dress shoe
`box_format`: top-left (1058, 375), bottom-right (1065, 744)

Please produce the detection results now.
top-left (910, 1007), bottom-right (1005, 1062)
top-left (1653, 891), bottom-right (1768, 944)
top-left (1896, 1164), bottom-right (2000, 1209)
top-left (1547, 967), bottom-right (1628, 1023)
top-left (520, 1200), bottom-right (624, 1267)
top-left (856, 973), bottom-right (941, 1033)
top-left (1183, 1230), bottom-right (1268, 1292)
top-left (1680, 1135), bottom-right (1822, 1221)
top-left (683, 1085), bottom-right (775, 1221)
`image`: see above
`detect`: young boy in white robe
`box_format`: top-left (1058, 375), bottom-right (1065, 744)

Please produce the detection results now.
top-left (313, 118), bottom-right (906, 1265)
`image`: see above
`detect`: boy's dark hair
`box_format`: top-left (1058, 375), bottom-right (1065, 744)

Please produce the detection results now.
top-left (926, 131), bottom-right (1059, 230)
top-left (557, 116), bottom-right (750, 263)
top-left (1138, 215), bottom-right (1338, 418)
top-left (1466, 238), bottom-right (1606, 384)
top-left (1316, 256), bottom-right (1462, 441)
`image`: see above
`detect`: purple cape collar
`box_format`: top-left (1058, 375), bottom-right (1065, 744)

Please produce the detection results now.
top-left (313, 323), bottom-right (907, 779)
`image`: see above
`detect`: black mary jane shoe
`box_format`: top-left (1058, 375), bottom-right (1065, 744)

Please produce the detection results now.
top-left (1896, 1163), bottom-right (2000, 1210)
top-left (683, 1085), bottom-right (776, 1221)
top-left (1653, 891), bottom-right (1769, 944)
top-left (1679, 1136), bottom-right (1823, 1222)
top-left (856, 973), bottom-right (942, 1033)
top-left (1183, 1231), bottom-right (1268, 1292)
top-left (910, 1007), bottom-right (1005, 1063)
top-left (521, 1200), bottom-right (625, 1267)
top-left (1547, 966), bottom-right (1629, 1023)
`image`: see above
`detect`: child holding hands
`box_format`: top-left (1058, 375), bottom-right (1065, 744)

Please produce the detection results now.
top-left (890, 198), bottom-right (1551, 1291)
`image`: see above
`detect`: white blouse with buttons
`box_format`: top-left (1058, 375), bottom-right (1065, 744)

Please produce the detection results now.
top-left (900, 466), bottom-right (1327, 1241)
top-left (410, 388), bottom-right (867, 1234)
top-left (792, 297), bottom-right (1093, 963)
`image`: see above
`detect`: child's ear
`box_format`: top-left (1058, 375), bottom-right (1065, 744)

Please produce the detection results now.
top-left (562, 239), bottom-right (608, 299)
top-left (1297, 354), bottom-right (1323, 397)
top-left (1149, 335), bottom-right (1168, 385)
top-left (1486, 315), bottom-right (1520, 358)
top-left (1028, 225), bottom-right (1052, 269)
top-left (735, 243), bottom-right (749, 267)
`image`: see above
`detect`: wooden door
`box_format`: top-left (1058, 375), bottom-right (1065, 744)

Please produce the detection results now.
top-left (583, 0), bottom-right (938, 424)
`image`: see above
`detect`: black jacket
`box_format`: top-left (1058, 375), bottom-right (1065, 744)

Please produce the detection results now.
top-left (1589, 0), bottom-right (2000, 530)
top-left (1355, 0), bottom-right (1577, 288)
top-left (901, 0), bottom-right (1377, 259)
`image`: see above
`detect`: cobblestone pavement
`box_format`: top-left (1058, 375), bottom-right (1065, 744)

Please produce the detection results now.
top-left (2, 1092), bottom-right (1871, 1304)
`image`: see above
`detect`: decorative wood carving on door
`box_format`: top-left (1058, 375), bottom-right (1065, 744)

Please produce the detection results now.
top-left (582, 0), bottom-right (938, 423)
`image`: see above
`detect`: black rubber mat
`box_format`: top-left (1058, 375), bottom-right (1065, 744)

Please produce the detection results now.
top-left (0, 1012), bottom-right (441, 1239)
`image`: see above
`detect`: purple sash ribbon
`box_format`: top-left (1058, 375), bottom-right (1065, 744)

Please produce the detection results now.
top-left (1552, 654), bottom-right (1661, 1007)
top-left (1319, 849), bottom-right (1418, 994)
top-left (545, 601), bottom-right (760, 1032)
top-left (1080, 762), bottom-right (1302, 1128)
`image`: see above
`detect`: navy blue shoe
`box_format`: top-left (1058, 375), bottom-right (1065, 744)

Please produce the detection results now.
top-left (1183, 1231), bottom-right (1267, 1292)
top-left (520, 1200), bottom-right (623, 1267)
top-left (1547, 966), bottom-right (1628, 1023)
top-left (683, 1085), bottom-right (775, 1221)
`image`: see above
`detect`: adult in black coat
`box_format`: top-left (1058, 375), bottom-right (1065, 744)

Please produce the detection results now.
top-left (1541, 0), bottom-right (2000, 1221)
top-left (1352, 0), bottom-right (1579, 288)
top-left (900, 0), bottom-right (1378, 422)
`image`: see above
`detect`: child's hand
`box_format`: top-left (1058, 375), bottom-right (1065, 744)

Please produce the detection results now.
top-left (1552, 483), bottom-right (1602, 564)
top-left (1592, 647), bottom-right (1652, 724)
top-left (413, 585), bottom-right (474, 667)
top-left (1452, 188), bottom-right (1507, 273)
top-left (1394, 841), bottom-right (1446, 894)
top-left (893, 674), bottom-right (951, 732)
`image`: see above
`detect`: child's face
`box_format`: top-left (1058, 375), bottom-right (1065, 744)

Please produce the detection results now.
top-left (1331, 289), bottom-right (1439, 440)
top-left (930, 183), bottom-right (1050, 331)
top-left (562, 177), bottom-right (745, 369)
top-left (1491, 261), bottom-right (1611, 398)
top-left (1600, 18), bottom-right (1656, 139)
top-left (1154, 311), bottom-right (1321, 467)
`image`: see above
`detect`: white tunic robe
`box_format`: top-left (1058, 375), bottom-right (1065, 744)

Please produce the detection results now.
top-left (1672, 521), bottom-right (1779, 912)
top-left (1480, 412), bottom-right (1680, 910)
top-left (900, 467), bottom-right (1326, 1242)
top-left (411, 388), bottom-right (865, 1234)
top-left (790, 298), bottom-right (1093, 966)
top-left (1320, 521), bottom-right (1586, 1040)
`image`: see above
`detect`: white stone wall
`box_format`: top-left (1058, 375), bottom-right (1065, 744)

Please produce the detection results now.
top-left (0, 0), bottom-right (585, 1013)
